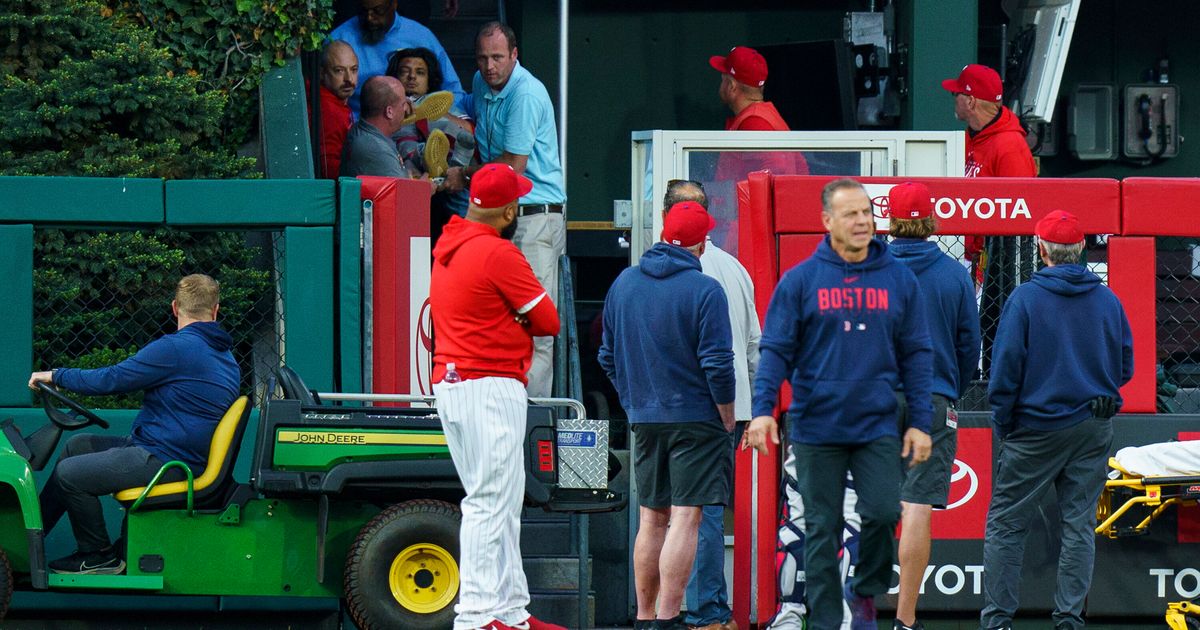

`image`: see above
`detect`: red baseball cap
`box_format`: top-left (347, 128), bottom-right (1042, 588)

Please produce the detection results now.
top-left (469, 163), bottom-right (533, 209)
top-left (888, 182), bottom-right (933, 220)
top-left (709, 46), bottom-right (768, 88)
top-left (1035, 210), bottom-right (1084, 244)
top-left (941, 64), bottom-right (1003, 102)
top-left (662, 201), bottom-right (716, 248)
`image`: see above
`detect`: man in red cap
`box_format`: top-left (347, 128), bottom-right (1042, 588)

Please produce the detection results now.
top-left (941, 64), bottom-right (1035, 179)
top-left (887, 182), bottom-right (980, 630)
top-left (599, 201), bottom-right (736, 630)
top-left (707, 46), bottom-right (808, 250)
top-left (430, 162), bottom-right (564, 630)
top-left (710, 46), bottom-right (787, 132)
top-left (941, 63), bottom-right (1037, 272)
top-left (982, 210), bottom-right (1132, 630)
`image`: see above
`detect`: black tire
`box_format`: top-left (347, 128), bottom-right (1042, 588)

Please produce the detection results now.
top-left (0, 549), bottom-right (11, 621)
top-left (344, 499), bottom-right (462, 630)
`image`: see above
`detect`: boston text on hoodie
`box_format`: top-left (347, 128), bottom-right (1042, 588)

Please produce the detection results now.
top-left (53, 321), bottom-right (240, 469)
top-left (890, 238), bottom-right (981, 400)
top-left (989, 264), bottom-right (1133, 436)
top-left (599, 242), bottom-right (735, 424)
top-left (753, 236), bottom-right (935, 444)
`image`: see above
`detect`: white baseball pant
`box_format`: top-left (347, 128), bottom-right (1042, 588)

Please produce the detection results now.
top-left (435, 376), bottom-right (531, 629)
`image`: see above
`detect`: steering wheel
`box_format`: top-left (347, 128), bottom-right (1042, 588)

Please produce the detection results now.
top-left (36, 382), bottom-right (110, 430)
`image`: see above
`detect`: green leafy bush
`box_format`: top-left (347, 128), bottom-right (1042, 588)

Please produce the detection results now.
top-left (103, 0), bottom-right (335, 147)
top-left (0, 0), bottom-right (256, 178)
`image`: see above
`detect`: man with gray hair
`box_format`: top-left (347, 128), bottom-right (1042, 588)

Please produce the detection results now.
top-left (744, 177), bottom-right (933, 630)
top-left (664, 180), bottom-right (759, 630)
top-left (982, 210), bottom-right (1132, 630)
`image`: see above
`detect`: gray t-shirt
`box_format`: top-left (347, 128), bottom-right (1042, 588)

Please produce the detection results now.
top-left (339, 120), bottom-right (405, 178)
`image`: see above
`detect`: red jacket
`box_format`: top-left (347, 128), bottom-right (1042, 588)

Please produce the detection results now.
top-left (965, 106), bottom-right (1036, 178)
top-left (430, 216), bottom-right (559, 384)
top-left (718, 102), bottom-right (810, 178)
top-left (963, 107), bottom-right (1037, 264)
top-left (317, 85), bottom-right (353, 179)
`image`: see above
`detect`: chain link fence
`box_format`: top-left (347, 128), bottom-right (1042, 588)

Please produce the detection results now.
top-left (32, 228), bottom-right (284, 408)
top-left (894, 233), bottom-right (1113, 413)
top-left (1153, 237), bottom-right (1200, 413)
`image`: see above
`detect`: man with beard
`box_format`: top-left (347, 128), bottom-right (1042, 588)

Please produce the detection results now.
top-left (330, 0), bottom-right (465, 115)
top-left (430, 162), bottom-right (563, 630)
top-left (315, 40), bottom-right (358, 179)
top-left (443, 21), bottom-right (565, 399)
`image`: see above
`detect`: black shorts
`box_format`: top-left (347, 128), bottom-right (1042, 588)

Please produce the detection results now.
top-left (898, 393), bottom-right (958, 507)
top-left (631, 421), bottom-right (733, 509)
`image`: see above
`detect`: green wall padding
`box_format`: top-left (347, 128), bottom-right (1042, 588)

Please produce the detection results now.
top-left (283, 226), bottom-right (334, 392)
top-left (0, 178), bottom-right (162, 224)
top-left (899, 0), bottom-right (977, 132)
top-left (0, 226), bottom-right (32, 406)
top-left (337, 179), bottom-right (363, 394)
top-left (166, 180), bottom-right (336, 226)
top-left (260, 56), bottom-right (316, 180)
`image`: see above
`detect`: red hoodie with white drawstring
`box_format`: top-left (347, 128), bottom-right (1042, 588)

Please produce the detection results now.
top-left (430, 215), bottom-right (559, 385)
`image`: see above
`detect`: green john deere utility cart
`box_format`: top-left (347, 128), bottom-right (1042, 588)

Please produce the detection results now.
top-left (0, 367), bottom-right (623, 628)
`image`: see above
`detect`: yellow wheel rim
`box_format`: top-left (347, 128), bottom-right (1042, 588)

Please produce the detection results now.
top-left (389, 543), bottom-right (459, 613)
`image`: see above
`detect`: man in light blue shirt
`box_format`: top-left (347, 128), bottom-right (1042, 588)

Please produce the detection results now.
top-left (444, 21), bottom-right (565, 398)
top-left (330, 0), bottom-right (465, 116)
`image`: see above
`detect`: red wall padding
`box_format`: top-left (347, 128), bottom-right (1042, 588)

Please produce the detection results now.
top-left (771, 176), bottom-right (1121, 236)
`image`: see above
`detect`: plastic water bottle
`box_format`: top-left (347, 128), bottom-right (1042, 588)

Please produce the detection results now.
top-left (444, 362), bottom-right (462, 384)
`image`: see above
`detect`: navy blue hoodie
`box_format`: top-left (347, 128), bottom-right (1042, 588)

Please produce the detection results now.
top-left (55, 321), bottom-right (241, 469)
top-left (599, 243), bottom-right (736, 424)
top-left (753, 237), bottom-right (934, 444)
top-left (989, 264), bottom-right (1133, 435)
top-left (890, 238), bottom-right (981, 400)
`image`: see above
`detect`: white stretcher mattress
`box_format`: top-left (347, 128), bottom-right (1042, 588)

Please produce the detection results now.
top-left (1112, 440), bottom-right (1200, 478)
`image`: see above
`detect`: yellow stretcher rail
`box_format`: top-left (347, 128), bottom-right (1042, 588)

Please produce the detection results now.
top-left (1095, 457), bottom-right (1200, 539)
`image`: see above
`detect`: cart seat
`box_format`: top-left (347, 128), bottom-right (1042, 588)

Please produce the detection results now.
top-left (114, 396), bottom-right (252, 510)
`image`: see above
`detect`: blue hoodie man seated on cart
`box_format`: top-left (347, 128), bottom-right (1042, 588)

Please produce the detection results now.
top-left (27, 274), bottom-right (240, 575)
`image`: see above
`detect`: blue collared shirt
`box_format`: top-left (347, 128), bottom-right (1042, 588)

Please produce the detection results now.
top-left (471, 62), bottom-right (565, 205)
top-left (330, 15), bottom-right (466, 116)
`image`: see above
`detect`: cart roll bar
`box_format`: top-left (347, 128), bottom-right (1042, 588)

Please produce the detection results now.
top-left (129, 460), bottom-right (195, 515)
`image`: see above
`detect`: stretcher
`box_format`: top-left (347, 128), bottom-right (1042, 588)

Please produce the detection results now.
top-left (1095, 441), bottom-right (1200, 538)
top-left (1165, 600), bottom-right (1200, 630)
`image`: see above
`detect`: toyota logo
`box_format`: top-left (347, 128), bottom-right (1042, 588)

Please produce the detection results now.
top-left (871, 195), bottom-right (892, 219)
top-left (940, 459), bottom-right (979, 510)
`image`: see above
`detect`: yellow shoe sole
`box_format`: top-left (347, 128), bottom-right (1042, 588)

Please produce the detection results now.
top-left (424, 129), bottom-right (450, 179)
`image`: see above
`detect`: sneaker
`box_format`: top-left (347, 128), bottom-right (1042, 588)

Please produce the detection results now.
top-left (691, 621), bottom-right (739, 630)
top-left (403, 90), bottom-right (454, 125)
top-left (522, 615), bottom-right (566, 630)
top-left (894, 620), bottom-right (925, 630)
top-left (656, 615), bottom-right (689, 630)
top-left (49, 547), bottom-right (125, 575)
top-left (424, 129), bottom-right (450, 178)
top-left (481, 616), bottom-right (568, 630)
top-left (844, 581), bottom-right (877, 630)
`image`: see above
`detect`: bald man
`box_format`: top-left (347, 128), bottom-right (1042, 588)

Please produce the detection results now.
top-left (339, 75), bottom-right (411, 178)
top-left (316, 40), bottom-right (358, 178)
